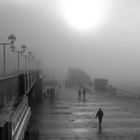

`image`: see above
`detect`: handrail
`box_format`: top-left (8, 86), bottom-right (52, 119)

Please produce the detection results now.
top-left (107, 86), bottom-right (140, 99)
top-left (0, 74), bottom-right (19, 81)
top-left (0, 71), bottom-right (40, 109)
top-left (13, 107), bottom-right (31, 140)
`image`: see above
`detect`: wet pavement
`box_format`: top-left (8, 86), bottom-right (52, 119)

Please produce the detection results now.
top-left (29, 87), bottom-right (140, 140)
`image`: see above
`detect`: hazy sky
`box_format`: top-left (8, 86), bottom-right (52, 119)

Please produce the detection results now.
top-left (0, 0), bottom-right (140, 87)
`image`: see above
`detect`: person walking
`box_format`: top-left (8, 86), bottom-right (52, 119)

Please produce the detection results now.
top-left (82, 87), bottom-right (87, 100)
top-left (47, 88), bottom-right (50, 96)
top-left (78, 88), bottom-right (81, 99)
top-left (95, 108), bottom-right (104, 128)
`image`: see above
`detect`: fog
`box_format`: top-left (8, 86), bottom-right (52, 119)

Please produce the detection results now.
top-left (0, 0), bottom-right (140, 88)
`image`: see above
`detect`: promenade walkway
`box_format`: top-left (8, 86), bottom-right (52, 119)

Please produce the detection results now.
top-left (28, 87), bottom-right (140, 140)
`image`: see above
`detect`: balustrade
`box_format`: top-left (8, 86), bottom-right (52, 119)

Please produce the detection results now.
top-left (0, 71), bottom-right (40, 109)
top-left (107, 86), bottom-right (140, 99)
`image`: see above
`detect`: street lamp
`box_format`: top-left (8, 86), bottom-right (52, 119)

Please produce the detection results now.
top-left (10, 44), bottom-right (27, 73)
top-left (29, 51), bottom-right (37, 70)
top-left (32, 55), bottom-right (37, 70)
top-left (0, 34), bottom-right (16, 76)
top-left (21, 50), bottom-right (37, 72)
top-left (36, 59), bottom-right (41, 70)
top-left (28, 51), bottom-right (33, 70)
top-left (21, 50), bottom-right (31, 72)
top-left (28, 51), bottom-right (32, 56)
top-left (21, 54), bottom-right (28, 72)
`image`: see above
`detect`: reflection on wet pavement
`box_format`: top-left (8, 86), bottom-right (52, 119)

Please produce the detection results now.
top-left (29, 88), bottom-right (140, 140)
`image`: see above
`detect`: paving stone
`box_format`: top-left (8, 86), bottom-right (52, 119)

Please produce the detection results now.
top-left (29, 88), bottom-right (140, 140)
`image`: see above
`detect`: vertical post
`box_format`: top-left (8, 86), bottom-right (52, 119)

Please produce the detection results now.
top-left (30, 57), bottom-right (33, 71)
top-left (28, 57), bottom-right (30, 71)
top-left (18, 51), bottom-right (20, 72)
top-left (25, 56), bottom-right (27, 72)
top-left (3, 44), bottom-right (6, 76)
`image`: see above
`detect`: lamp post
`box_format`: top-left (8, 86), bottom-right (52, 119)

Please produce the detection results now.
top-left (30, 52), bottom-right (36, 70)
top-left (28, 51), bottom-right (33, 71)
top-left (34, 58), bottom-right (41, 70)
top-left (21, 50), bottom-right (32, 72)
top-left (0, 34), bottom-right (16, 76)
top-left (10, 44), bottom-right (27, 73)
top-left (25, 55), bottom-right (28, 71)
top-left (22, 55), bottom-right (28, 72)
top-left (21, 50), bottom-right (36, 72)
top-left (32, 55), bottom-right (36, 70)
top-left (21, 54), bottom-right (28, 72)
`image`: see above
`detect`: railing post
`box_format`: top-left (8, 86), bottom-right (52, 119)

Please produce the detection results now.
top-left (3, 44), bottom-right (6, 76)
top-left (18, 51), bottom-right (20, 72)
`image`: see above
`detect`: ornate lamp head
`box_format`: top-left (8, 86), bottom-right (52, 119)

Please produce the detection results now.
top-left (10, 45), bottom-right (15, 52)
top-left (8, 34), bottom-right (16, 44)
top-left (21, 44), bottom-right (27, 52)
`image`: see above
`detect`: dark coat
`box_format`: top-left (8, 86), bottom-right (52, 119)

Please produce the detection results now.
top-left (95, 109), bottom-right (104, 119)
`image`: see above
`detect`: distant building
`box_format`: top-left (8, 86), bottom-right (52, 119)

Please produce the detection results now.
top-left (94, 78), bottom-right (108, 91)
top-left (66, 68), bottom-right (91, 87)
top-left (44, 80), bottom-right (57, 87)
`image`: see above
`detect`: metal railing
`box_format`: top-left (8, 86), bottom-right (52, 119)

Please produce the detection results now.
top-left (0, 71), bottom-right (40, 109)
top-left (107, 86), bottom-right (140, 99)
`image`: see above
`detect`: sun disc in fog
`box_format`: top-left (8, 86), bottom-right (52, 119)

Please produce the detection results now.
top-left (61, 0), bottom-right (111, 31)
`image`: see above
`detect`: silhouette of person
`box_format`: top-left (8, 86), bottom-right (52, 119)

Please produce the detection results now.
top-left (95, 108), bottom-right (104, 128)
top-left (82, 87), bottom-right (86, 100)
top-left (47, 88), bottom-right (50, 98)
top-left (78, 88), bottom-right (81, 98)
top-left (50, 88), bottom-right (53, 99)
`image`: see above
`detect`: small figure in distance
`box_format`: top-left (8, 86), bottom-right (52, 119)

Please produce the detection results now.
top-left (95, 108), bottom-right (104, 128)
top-left (47, 87), bottom-right (50, 98)
top-left (78, 88), bottom-right (81, 99)
top-left (82, 87), bottom-right (87, 100)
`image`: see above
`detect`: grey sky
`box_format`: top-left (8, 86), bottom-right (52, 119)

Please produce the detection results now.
top-left (0, 0), bottom-right (140, 87)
